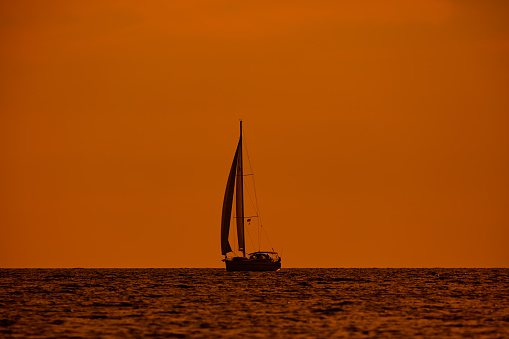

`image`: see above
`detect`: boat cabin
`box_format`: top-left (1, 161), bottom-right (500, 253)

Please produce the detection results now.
top-left (248, 251), bottom-right (281, 262)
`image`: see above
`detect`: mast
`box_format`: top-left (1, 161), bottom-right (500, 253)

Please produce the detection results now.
top-left (236, 120), bottom-right (246, 257)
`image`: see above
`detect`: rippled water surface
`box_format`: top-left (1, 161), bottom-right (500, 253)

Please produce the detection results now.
top-left (1, 268), bottom-right (508, 338)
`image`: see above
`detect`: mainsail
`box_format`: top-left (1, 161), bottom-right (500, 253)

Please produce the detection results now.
top-left (221, 122), bottom-right (246, 256)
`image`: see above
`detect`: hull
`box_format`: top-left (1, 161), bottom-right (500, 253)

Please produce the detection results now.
top-left (225, 259), bottom-right (281, 272)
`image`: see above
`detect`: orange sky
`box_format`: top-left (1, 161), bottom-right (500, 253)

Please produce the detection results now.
top-left (1, 1), bottom-right (508, 267)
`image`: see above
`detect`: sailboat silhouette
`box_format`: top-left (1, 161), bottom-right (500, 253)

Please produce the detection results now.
top-left (220, 121), bottom-right (281, 271)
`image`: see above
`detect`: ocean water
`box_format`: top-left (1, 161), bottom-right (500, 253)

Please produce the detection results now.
top-left (0, 268), bottom-right (508, 338)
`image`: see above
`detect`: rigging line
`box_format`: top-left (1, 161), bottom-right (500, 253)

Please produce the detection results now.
top-left (244, 184), bottom-right (258, 218)
top-left (242, 129), bottom-right (260, 213)
top-left (248, 168), bottom-right (263, 239)
top-left (246, 169), bottom-right (261, 219)
top-left (243, 181), bottom-right (262, 251)
top-left (244, 223), bottom-right (256, 253)
top-left (243, 184), bottom-right (263, 250)
top-left (260, 224), bottom-right (275, 252)
top-left (242, 127), bottom-right (265, 251)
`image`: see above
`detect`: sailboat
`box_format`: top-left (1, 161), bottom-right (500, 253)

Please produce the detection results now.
top-left (221, 121), bottom-right (282, 271)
